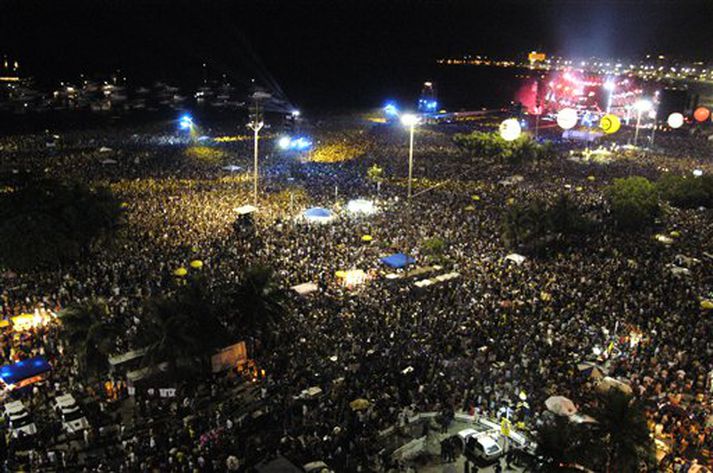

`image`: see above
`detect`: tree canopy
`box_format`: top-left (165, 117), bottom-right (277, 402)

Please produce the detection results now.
top-left (140, 278), bottom-right (230, 374)
top-left (657, 173), bottom-right (713, 209)
top-left (501, 194), bottom-right (594, 252)
top-left (59, 298), bottom-right (119, 381)
top-left (0, 179), bottom-right (123, 271)
top-left (605, 176), bottom-right (659, 231)
top-left (453, 130), bottom-right (554, 165)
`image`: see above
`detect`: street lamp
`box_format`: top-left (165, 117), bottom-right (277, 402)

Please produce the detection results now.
top-left (248, 120), bottom-right (264, 205)
top-left (633, 99), bottom-right (652, 147)
top-left (401, 113), bottom-right (420, 199)
top-left (603, 81), bottom-right (615, 114)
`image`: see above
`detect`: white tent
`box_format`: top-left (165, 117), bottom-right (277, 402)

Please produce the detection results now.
top-left (222, 164), bottom-right (242, 172)
top-left (596, 376), bottom-right (633, 396)
top-left (545, 396), bottom-right (577, 416)
top-left (303, 207), bottom-right (334, 224)
top-left (291, 282), bottom-right (318, 295)
top-left (505, 253), bottom-right (526, 265)
top-left (99, 146), bottom-right (113, 153)
top-left (498, 175), bottom-right (524, 186)
top-left (234, 205), bottom-right (258, 216)
top-left (101, 158), bottom-right (118, 165)
top-left (346, 199), bottom-right (376, 215)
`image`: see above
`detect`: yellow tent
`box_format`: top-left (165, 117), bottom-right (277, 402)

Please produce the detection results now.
top-left (349, 398), bottom-right (370, 411)
top-left (464, 205), bottom-right (475, 211)
top-left (471, 195), bottom-right (481, 201)
top-left (190, 260), bottom-right (204, 269)
top-left (361, 235), bottom-right (373, 242)
top-left (174, 267), bottom-right (188, 277)
top-left (335, 271), bottom-right (347, 279)
top-left (587, 175), bottom-right (596, 181)
top-left (701, 300), bottom-right (713, 310)
top-left (670, 230), bottom-right (681, 238)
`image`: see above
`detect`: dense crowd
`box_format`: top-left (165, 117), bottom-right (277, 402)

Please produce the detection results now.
top-left (0, 118), bottom-right (712, 472)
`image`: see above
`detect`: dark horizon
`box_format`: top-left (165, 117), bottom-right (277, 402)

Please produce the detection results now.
top-left (1, 0), bottom-right (712, 108)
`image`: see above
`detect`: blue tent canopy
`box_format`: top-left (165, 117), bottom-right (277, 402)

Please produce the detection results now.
top-left (303, 207), bottom-right (333, 219)
top-left (0, 357), bottom-right (51, 386)
top-left (380, 253), bottom-right (415, 269)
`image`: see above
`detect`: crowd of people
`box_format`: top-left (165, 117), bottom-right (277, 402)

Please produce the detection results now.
top-left (0, 116), bottom-right (712, 472)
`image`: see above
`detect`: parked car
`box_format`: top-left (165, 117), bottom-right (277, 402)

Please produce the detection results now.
top-left (53, 394), bottom-right (90, 434)
top-left (457, 428), bottom-right (503, 463)
top-left (3, 400), bottom-right (37, 438)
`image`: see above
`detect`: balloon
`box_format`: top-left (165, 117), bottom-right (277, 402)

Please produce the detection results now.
top-left (599, 114), bottom-right (621, 134)
top-left (667, 112), bottom-right (684, 129)
top-left (556, 108), bottom-right (578, 130)
top-left (694, 107), bottom-right (710, 122)
top-left (499, 118), bottom-right (521, 141)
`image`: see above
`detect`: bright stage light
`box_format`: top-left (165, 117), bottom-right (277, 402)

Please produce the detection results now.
top-left (603, 81), bottom-right (616, 91)
top-left (499, 118), bottom-right (521, 141)
top-left (278, 136), bottom-right (291, 149)
top-left (693, 169), bottom-right (703, 177)
top-left (291, 110), bottom-right (300, 117)
top-left (667, 112), bottom-right (684, 129)
top-left (634, 99), bottom-right (653, 112)
top-left (291, 137), bottom-right (312, 150)
top-left (383, 102), bottom-right (399, 117)
top-left (400, 113), bottom-right (419, 127)
top-left (179, 114), bottom-right (194, 130)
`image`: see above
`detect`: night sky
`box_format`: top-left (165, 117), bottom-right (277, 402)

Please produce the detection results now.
top-left (1, 0), bottom-right (711, 106)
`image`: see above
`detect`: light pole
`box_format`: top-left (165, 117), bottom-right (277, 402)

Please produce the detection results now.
top-left (649, 110), bottom-right (658, 147)
top-left (247, 90), bottom-right (271, 205)
top-left (604, 80), bottom-right (615, 114)
top-left (401, 113), bottom-right (419, 199)
top-left (248, 120), bottom-right (264, 205)
top-left (633, 99), bottom-right (652, 147)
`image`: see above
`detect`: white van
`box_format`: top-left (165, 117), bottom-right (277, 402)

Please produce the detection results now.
top-left (457, 428), bottom-right (503, 463)
top-left (3, 400), bottom-right (37, 438)
top-left (53, 394), bottom-right (90, 434)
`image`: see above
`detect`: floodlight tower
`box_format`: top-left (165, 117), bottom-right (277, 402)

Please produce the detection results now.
top-left (248, 90), bottom-right (271, 205)
top-left (417, 81), bottom-right (438, 114)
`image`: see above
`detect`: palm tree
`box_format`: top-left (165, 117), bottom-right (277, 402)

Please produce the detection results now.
top-left (59, 299), bottom-right (118, 381)
top-left (140, 279), bottom-right (229, 375)
top-left (533, 415), bottom-right (600, 472)
top-left (586, 390), bottom-right (655, 473)
top-left (228, 265), bottom-right (286, 342)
